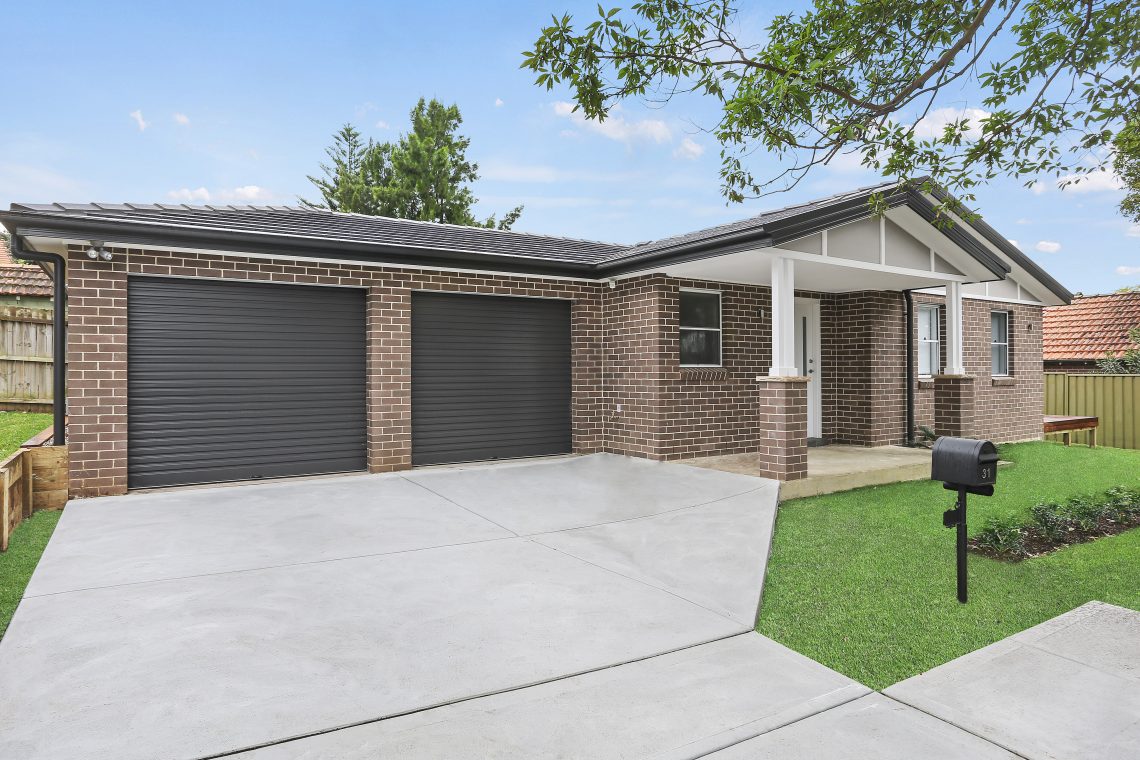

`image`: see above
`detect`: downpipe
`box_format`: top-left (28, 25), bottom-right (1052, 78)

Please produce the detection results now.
top-left (903, 289), bottom-right (915, 446)
top-left (11, 236), bottom-right (67, 446)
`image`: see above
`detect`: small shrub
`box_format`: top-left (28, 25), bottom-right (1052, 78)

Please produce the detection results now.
top-left (974, 515), bottom-right (1027, 557)
top-left (1105, 486), bottom-right (1140, 518)
top-left (1030, 501), bottom-right (1070, 541)
top-left (1065, 496), bottom-right (1104, 532)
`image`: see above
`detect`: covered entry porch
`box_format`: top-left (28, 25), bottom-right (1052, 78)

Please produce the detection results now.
top-left (608, 200), bottom-right (1019, 481)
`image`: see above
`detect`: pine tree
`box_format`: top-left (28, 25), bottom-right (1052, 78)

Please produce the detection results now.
top-left (303, 100), bottom-right (522, 230)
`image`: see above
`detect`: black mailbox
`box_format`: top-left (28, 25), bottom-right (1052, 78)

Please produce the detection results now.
top-left (931, 437), bottom-right (998, 488)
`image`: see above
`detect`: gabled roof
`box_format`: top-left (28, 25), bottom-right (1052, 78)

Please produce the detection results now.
top-left (1043, 292), bottom-right (1140, 360)
top-left (0, 180), bottom-right (1070, 302)
top-left (0, 238), bottom-right (53, 297)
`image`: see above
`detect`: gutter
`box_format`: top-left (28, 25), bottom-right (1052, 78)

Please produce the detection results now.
top-left (10, 236), bottom-right (67, 446)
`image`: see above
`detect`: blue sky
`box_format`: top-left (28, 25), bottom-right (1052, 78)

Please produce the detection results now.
top-left (2, 1), bottom-right (1136, 294)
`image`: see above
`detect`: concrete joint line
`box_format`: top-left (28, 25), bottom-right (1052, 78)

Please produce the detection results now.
top-left (21, 532), bottom-right (520, 600)
top-left (191, 631), bottom-right (751, 760)
top-left (885, 691), bottom-right (1034, 760)
top-left (399, 474), bottom-right (522, 537)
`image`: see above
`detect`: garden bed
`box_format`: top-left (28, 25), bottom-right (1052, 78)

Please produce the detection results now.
top-left (970, 487), bottom-right (1140, 561)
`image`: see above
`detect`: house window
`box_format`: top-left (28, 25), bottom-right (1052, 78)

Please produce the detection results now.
top-left (991, 310), bottom-right (1010, 376)
top-left (680, 290), bottom-right (722, 366)
top-left (917, 304), bottom-right (940, 376)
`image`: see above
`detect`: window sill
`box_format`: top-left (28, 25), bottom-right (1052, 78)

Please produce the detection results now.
top-left (681, 367), bottom-right (729, 381)
top-left (992, 376), bottom-right (1016, 387)
top-left (917, 378), bottom-right (935, 390)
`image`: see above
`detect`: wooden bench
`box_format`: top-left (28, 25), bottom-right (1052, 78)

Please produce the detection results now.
top-left (1044, 415), bottom-right (1099, 447)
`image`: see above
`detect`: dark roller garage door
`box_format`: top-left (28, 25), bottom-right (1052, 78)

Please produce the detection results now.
top-left (127, 277), bottom-right (366, 488)
top-left (411, 293), bottom-right (572, 465)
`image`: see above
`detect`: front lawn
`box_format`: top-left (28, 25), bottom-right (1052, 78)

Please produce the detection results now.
top-left (0, 412), bottom-right (52, 459)
top-left (0, 411), bottom-right (58, 638)
top-left (757, 442), bottom-right (1140, 691)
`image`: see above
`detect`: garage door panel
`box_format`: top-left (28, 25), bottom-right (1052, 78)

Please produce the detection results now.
top-left (128, 277), bottom-right (366, 489)
top-left (411, 293), bottom-right (571, 466)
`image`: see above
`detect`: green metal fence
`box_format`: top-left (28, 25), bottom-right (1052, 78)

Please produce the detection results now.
top-left (1045, 373), bottom-right (1140, 449)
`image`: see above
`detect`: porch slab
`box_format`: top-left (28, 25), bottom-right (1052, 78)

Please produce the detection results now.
top-left (682, 445), bottom-right (932, 500)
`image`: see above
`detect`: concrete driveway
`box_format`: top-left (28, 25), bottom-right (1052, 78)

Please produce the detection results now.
top-left (0, 454), bottom-right (874, 760)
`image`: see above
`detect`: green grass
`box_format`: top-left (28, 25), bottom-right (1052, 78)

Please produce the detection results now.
top-left (757, 442), bottom-right (1140, 690)
top-left (0, 510), bottom-right (61, 637)
top-left (0, 412), bottom-right (53, 459)
top-left (0, 412), bottom-right (58, 638)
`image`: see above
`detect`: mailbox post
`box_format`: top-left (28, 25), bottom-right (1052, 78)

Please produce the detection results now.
top-left (930, 437), bottom-right (998, 603)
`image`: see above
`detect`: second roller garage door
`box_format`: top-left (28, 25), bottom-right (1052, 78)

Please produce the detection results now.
top-left (411, 293), bottom-right (572, 465)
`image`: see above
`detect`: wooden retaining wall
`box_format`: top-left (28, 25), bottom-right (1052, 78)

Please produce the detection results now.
top-left (0, 445), bottom-right (68, 551)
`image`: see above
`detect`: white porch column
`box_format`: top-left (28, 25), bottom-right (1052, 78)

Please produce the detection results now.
top-left (944, 280), bottom-right (965, 375)
top-left (769, 256), bottom-right (798, 376)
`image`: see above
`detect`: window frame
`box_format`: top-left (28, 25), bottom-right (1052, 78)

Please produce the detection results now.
top-left (917, 304), bottom-right (941, 377)
top-left (991, 310), bottom-right (1011, 377)
top-left (679, 288), bottom-right (723, 367)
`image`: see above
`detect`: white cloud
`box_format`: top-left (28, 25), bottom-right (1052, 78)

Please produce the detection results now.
top-left (480, 160), bottom-right (638, 184)
top-left (552, 101), bottom-right (671, 144)
top-left (1128, 224), bottom-right (1140, 238)
top-left (1035, 240), bottom-right (1062, 253)
top-left (0, 162), bottom-right (85, 200)
top-left (221, 185), bottom-right (270, 201)
top-left (167, 185), bottom-right (273, 204)
top-left (168, 187), bottom-right (210, 203)
top-left (375, 120), bottom-right (389, 129)
top-left (1057, 168), bottom-right (1124, 194)
top-left (1008, 239), bottom-right (1020, 249)
top-left (1116, 265), bottom-right (1140, 276)
top-left (173, 113), bottom-right (190, 126)
top-left (129, 110), bottom-right (149, 131)
top-left (672, 137), bottom-right (704, 160)
top-left (1015, 218), bottom-right (1031, 225)
top-left (494, 98), bottom-right (504, 107)
top-left (1029, 181), bottom-right (1048, 195)
top-left (911, 107), bottom-right (991, 140)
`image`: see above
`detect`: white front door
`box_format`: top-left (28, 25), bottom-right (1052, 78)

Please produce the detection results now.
top-left (794, 298), bottom-right (822, 438)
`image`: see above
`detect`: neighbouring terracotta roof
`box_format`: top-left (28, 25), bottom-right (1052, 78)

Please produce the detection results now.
top-left (0, 238), bottom-right (53, 297)
top-left (1043, 292), bottom-right (1140, 360)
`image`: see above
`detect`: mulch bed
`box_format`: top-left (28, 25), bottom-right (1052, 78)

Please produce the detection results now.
top-left (969, 513), bottom-right (1140, 561)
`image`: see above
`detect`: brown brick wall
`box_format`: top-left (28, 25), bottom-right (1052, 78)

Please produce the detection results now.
top-left (754, 378), bottom-right (809, 480)
top-left (65, 245), bottom-right (605, 496)
top-left (934, 375), bottom-right (976, 438)
top-left (913, 293), bottom-right (1044, 442)
top-left (821, 291), bottom-right (908, 446)
top-left (64, 243), bottom-right (1047, 495)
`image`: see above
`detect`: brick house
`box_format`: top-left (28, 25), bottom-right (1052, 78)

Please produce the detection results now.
top-left (1042, 292), bottom-right (1140, 373)
top-left (0, 180), bottom-right (1071, 497)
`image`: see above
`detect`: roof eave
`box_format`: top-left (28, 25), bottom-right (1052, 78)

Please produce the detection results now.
top-left (1, 211), bottom-right (603, 279)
